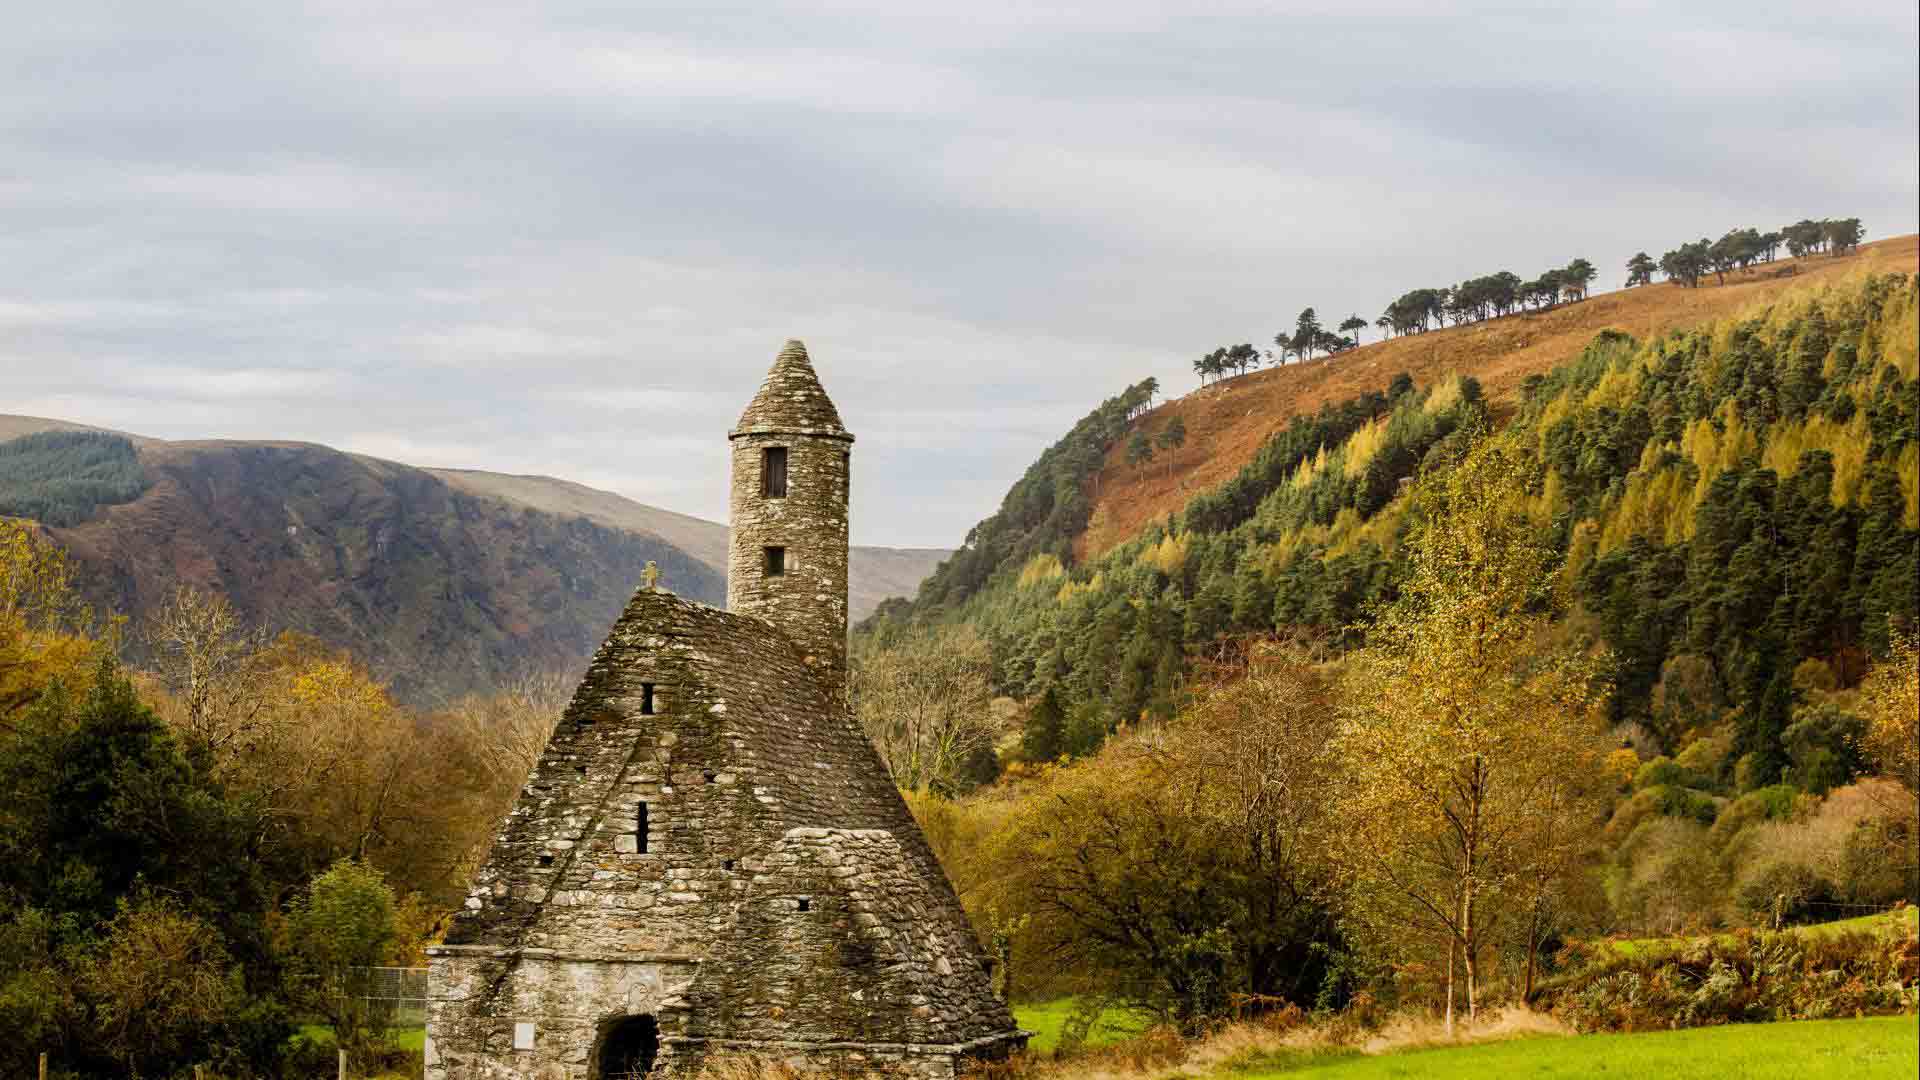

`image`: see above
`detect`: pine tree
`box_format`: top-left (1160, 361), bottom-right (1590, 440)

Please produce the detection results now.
top-left (1020, 685), bottom-right (1068, 763)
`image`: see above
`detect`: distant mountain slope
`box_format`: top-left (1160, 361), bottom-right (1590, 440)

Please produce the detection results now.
top-left (0, 423), bottom-right (948, 703)
top-left (428, 468), bottom-right (950, 622)
top-left (27, 437), bottom-right (723, 703)
top-left (1078, 236), bottom-right (1918, 557)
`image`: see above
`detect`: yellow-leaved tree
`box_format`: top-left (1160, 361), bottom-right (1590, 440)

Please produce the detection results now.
top-left (1337, 433), bottom-right (1610, 1031)
top-left (1859, 623), bottom-right (1918, 795)
top-left (0, 519), bottom-right (101, 720)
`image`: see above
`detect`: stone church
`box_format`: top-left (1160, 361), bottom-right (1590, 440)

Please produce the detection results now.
top-left (425, 342), bottom-right (1026, 1078)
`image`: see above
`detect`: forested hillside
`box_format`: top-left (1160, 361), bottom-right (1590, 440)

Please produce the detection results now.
top-left (1083, 234), bottom-right (1917, 556)
top-left (857, 265), bottom-right (1917, 1034)
top-left (861, 264), bottom-right (1918, 776)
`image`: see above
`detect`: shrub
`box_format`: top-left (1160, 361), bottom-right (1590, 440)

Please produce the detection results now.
top-left (1649, 784), bottom-right (1718, 823)
top-left (1633, 756), bottom-right (1698, 792)
top-left (1709, 784), bottom-right (1802, 850)
top-left (79, 899), bottom-right (268, 1078)
top-left (1547, 928), bottom-right (1915, 1032)
top-left (285, 860), bottom-right (400, 1064)
top-left (1791, 657), bottom-right (1838, 694)
top-left (1781, 703), bottom-right (1866, 794)
top-left (1673, 727), bottom-right (1735, 790)
top-left (1840, 816), bottom-right (1920, 906)
top-left (1609, 818), bottom-right (1723, 935)
top-left (1734, 858), bottom-right (1837, 926)
top-left (1605, 784), bottom-right (1717, 844)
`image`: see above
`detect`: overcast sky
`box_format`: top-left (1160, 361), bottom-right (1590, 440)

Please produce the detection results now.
top-left (3, 2), bottom-right (1914, 546)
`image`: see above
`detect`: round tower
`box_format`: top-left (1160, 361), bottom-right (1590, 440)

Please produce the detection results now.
top-left (727, 339), bottom-right (854, 705)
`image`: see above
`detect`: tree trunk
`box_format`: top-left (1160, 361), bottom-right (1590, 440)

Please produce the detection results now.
top-left (1462, 886), bottom-right (1478, 1024)
top-left (1443, 933), bottom-right (1456, 1038)
top-left (1523, 897), bottom-right (1543, 1002)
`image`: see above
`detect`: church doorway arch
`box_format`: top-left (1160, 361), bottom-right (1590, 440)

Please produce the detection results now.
top-left (594, 1014), bottom-right (659, 1078)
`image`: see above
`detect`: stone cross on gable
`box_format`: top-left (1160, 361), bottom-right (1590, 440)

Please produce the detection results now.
top-left (642, 561), bottom-right (661, 591)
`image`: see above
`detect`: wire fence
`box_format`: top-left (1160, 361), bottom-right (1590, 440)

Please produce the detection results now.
top-left (355, 965), bottom-right (428, 1027)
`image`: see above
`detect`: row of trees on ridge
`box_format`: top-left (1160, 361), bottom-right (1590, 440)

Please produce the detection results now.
top-left (1631, 218), bottom-right (1865, 289)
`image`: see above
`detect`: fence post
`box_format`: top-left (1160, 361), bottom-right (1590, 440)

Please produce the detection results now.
top-left (338, 1048), bottom-right (347, 1080)
top-left (39, 1052), bottom-right (47, 1080)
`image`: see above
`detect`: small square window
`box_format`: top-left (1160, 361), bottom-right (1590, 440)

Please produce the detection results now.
top-left (764, 546), bottom-right (786, 576)
top-left (537, 854), bottom-right (554, 867)
top-left (798, 897), bottom-right (811, 912)
top-left (513, 1022), bottom-right (536, 1050)
top-left (762, 447), bottom-right (788, 498)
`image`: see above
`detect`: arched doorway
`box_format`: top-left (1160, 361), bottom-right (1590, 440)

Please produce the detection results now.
top-left (595, 1014), bottom-right (659, 1078)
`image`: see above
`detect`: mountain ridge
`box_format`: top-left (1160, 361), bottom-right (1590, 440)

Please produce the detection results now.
top-left (0, 418), bottom-right (948, 702)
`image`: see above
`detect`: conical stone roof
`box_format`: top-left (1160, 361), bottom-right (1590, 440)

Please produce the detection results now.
top-left (731, 339), bottom-right (852, 441)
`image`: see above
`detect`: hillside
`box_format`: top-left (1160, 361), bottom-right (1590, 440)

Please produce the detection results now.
top-left (1080, 236), bottom-right (1918, 557)
top-left (863, 250), bottom-right (1916, 772)
top-left (0, 423), bottom-right (948, 702)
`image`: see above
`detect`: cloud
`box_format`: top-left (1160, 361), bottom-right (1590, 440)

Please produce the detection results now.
top-left (1, 0), bottom-right (1913, 546)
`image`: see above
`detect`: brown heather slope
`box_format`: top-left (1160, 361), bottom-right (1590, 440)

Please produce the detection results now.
top-left (28, 437), bottom-right (725, 704)
top-left (1080, 236), bottom-right (1919, 558)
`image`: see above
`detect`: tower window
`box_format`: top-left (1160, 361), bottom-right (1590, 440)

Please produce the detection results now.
top-left (797, 897), bottom-right (811, 912)
top-left (635, 802), bottom-right (649, 854)
top-left (764, 546), bottom-right (786, 576)
top-left (842, 451), bottom-right (850, 496)
top-left (641, 683), bottom-right (656, 715)
top-left (761, 447), bottom-right (788, 498)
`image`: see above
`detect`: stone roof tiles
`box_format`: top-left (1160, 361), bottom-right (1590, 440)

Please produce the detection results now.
top-left (730, 339), bottom-right (853, 441)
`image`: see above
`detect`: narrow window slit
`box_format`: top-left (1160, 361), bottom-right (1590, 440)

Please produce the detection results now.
top-left (635, 801), bottom-right (650, 854)
top-left (761, 447), bottom-right (788, 497)
top-left (641, 683), bottom-right (656, 715)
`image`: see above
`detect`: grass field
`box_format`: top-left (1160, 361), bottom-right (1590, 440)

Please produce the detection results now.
top-left (293, 1023), bottom-right (426, 1053)
top-left (1225, 1015), bottom-right (1918, 1078)
top-left (1606, 906), bottom-right (1917, 958)
top-left (1012, 998), bottom-right (1151, 1053)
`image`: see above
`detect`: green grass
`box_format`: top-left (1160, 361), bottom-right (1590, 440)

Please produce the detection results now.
top-left (1013, 998), bottom-right (1150, 1053)
top-left (1798, 906), bottom-right (1919, 940)
top-left (1605, 907), bottom-right (1916, 958)
top-left (293, 1024), bottom-right (426, 1053)
top-left (1229, 1015), bottom-right (1918, 1078)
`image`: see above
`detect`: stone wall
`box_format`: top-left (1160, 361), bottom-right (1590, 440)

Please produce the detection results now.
top-left (426, 953), bottom-right (696, 1079)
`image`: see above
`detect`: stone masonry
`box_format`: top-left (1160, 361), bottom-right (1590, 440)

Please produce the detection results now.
top-left (426, 342), bottom-right (1025, 1079)
top-left (727, 340), bottom-right (854, 708)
